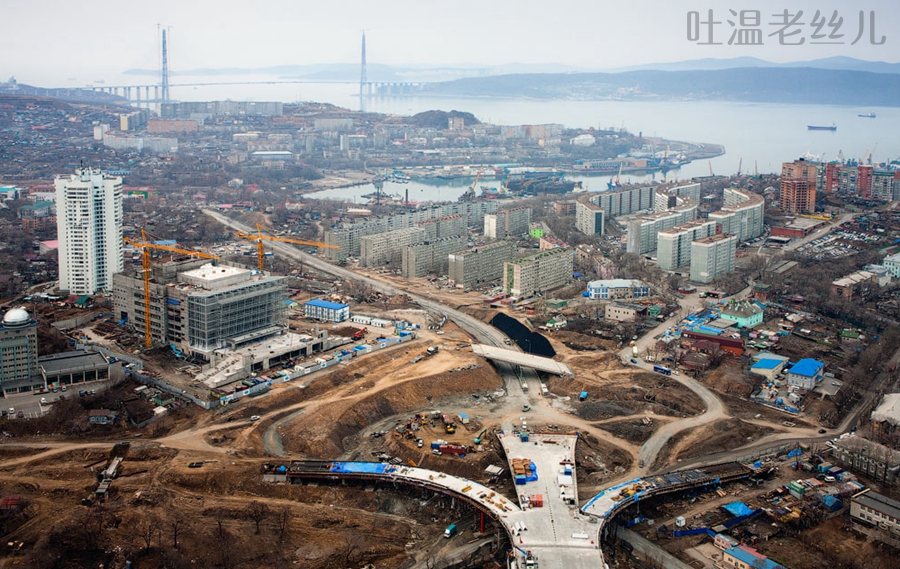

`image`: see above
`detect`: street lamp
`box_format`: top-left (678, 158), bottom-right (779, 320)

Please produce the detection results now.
top-left (524, 339), bottom-right (532, 353)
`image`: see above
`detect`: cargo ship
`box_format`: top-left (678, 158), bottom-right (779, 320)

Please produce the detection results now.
top-left (858, 111), bottom-right (876, 118)
top-left (807, 124), bottom-right (837, 131)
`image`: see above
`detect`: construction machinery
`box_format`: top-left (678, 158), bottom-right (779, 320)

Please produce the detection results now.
top-left (352, 327), bottom-right (368, 340)
top-left (236, 223), bottom-right (338, 271)
top-left (473, 429), bottom-right (488, 444)
top-left (124, 231), bottom-right (220, 348)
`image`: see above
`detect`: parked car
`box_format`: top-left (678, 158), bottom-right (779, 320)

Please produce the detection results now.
top-left (60, 385), bottom-right (67, 392)
top-left (250, 415), bottom-right (261, 421)
top-left (40, 397), bottom-right (47, 405)
top-left (16, 411), bottom-right (24, 419)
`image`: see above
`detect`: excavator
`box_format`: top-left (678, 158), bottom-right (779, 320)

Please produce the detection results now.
top-left (473, 429), bottom-right (488, 444)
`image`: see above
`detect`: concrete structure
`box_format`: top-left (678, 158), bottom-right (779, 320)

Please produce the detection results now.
top-left (19, 200), bottom-right (56, 231)
top-left (883, 252), bottom-right (900, 278)
top-left (417, 214), bottom-right (466, 241)
top-left (605, 302), bottom-right (646, 323)
top-left (55, 168), bottom-right (124, 295)
top-left (851, 491), bottom-right (900, 547)
top-left (39, 350), bottom-right (109, 388)
top-left (448, 240), bottom-right (517, 289)
top-left (575, 200), bottom-right (605, 235)
top-left (722, 545), bottom-right (783, 569)
top-left (786, 358), bottom-right (824, 390)
top-left (113, 260), bottom-right (285, 360)
top-left (503, 247), bottom-right (573, 297)
top-left (304, 299), bottom-right (350, 322)
top-left (626, 206), bottom-right (697, 255)
top-left (586, 279), bottom-right (650, 300)
top-left (872, 393), bottom-right (900, 427)
top-left (690, 233), bottom-right (737, 284)
top-left (656, 219), bottom-right (717, 270)
top-left (770, 217), bottom-right (824, 239)
top-left (0, 185), bottom-right (21, 201)
top-left (831, 270), bottom-right (878, 300)
top-left (401, 235), bottom-right (464, 279)
top-left (148, 119), bottom-right (199, 134)
top-left (833, 437), bottom-right (900, 486)
top-left (471, 344), bottom-right (573, 376)
top-left (0, 308), bottom-right (40, 396)
top-left (324, 202), bottom-right (498, 260)
top-left (780, 158), bottom-right (818, 213)
top-left (750, 358), bottom-right (787, 380)
top-left (719, 300), bottom-right (764, 328)
top-left (591, 185), bottom-right (655, 217)
top-left (484, 207), bottom-right (531, 239)
top-left (360, 227), bottom-right (426, 268)
top-left (161, 100), bottom-right (283, 118)
top-left (708, 188), bottom-right (765, 242)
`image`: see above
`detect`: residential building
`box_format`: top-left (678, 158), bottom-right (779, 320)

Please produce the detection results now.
top-left (448, 240), bottom-right (517, 289)
top-left (750, 358), bottom-right (787, 380)
top-left (418, 214), bottom-right (466, 240)
top-left (586, 279), bottom-right (650, 300)
top-left (39, 350), bottom-right (109, 389)
top-left (503, 248), bottom-right (573, 297)
top-left (55, 168), bottom-right (124, 295)
top-left (833, 437), bottom-right (900, 486)
top-left (656, 219), bottom-right (717, 270)
top-left (720, 300), bottom-right (764, 328)
top-left (831, 270), bottom-right (878, 300)
top-left (304, 299), bottom-right (350, 323)
top-left (360, 227), bottom-right (426, 267)
top-left (780, 158), bottom-right (818, 213)
top-left (872, 393), bottom-right (900, 429)
top-left (883, 252), bottom-right (900, 278)
top-left (690, 233), bottom-right (737, 284)
top-left (722, 545), bottom-right (784, 569)
top-left (850, 490), bottom-right (900, 547)
top-left (484, 207), bottom-right (531, 238)
top-left (626, 205), bottom-right (697, 255)
top-left (88, 409), bottom-right (118, 425)
top-left (0, 308), bottom-right (41, 396)
top-left (19, 200), bottom-right (56, 232)
top-left (604, 302), bottom-right (646, 323)
top-left (708, 188), bottom-right (765, 242)
top-left (872, 170), bottom-right (896, 201)
top-left (401, 235), bottom-right (464, 278)
top-left (575, 200), bottom-right (605, 235)
top-left (786, 358), bottom-right (824, 390)
top-left (591, 185), bottom-right (656, 217)
top-left (555, 200), bottom-right (577, 215)
top-left (0, 185), bottom-right (21, 201)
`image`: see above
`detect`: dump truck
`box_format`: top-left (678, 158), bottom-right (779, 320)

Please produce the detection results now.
top-left (444, 524), bottom-right (458, 538)
top-left (425, 346), bottom-right (439, 357)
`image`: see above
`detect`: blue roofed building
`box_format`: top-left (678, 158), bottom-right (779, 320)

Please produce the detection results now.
top-left (787, 358), bottom-right (825, 390)
top-left (723, 545), bottom-right (786, 569)
top-left (304, 299), bottom-right (350, 323)
top-left (750, 358), bottom-right (787, 380)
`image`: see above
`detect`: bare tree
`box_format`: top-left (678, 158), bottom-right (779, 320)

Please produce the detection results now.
top-left (171, 516), bottom-right (182, 549)
top-left (274, 505), bottom-right (292, 542)
top-left (245, 500), bottom-right (270, 534)
top-left (138, 514), bottom-right (160, 551)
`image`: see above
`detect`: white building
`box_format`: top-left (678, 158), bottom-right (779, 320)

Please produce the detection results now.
top-left (690, 233), bottom-right (737, 284)
top-left (55, 168), bottom-right (124, 295)
top-left (708, 188), bottom-right (765, 243)
top-left (657, 219), bottom-right (718, 270)
top-left (586, 279), bottom-right (650, 300)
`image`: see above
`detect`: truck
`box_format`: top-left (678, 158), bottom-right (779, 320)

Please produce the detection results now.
top-left (444, 524), bottom-right (458, 538)
top-left (653, 365), bottom-right (672, 376)
top-left (425, 346), bottom-right (439, 357)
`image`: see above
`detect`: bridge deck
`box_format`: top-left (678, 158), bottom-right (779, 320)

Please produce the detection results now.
top-left (471, 344), bottom-right (574, 376)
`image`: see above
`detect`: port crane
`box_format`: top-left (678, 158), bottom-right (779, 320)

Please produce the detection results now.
top-left (236, 224), bottom-right (338, 271)
top-left (607, 162), bottom-right (623, 190)
top-left (124, 231), bottom-right (220, 348)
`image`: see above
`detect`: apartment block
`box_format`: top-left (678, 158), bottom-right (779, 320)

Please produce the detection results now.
top-left (401, 236), bottom-right (464, 279)
top-left (418, 214), bottom-right (467, 240)
top-left (484, 207), bottom-right (532, 238)
top-left (55, 168), bottom-right (124, 295)
top-left (360, 227), bottom-right (426, 267)
top-left (626, 204), bottom-right (697, 255)
top-left (872, 170), bottom-right (896, 201)
top-left (708, 188), bottom-right (765, 243)
top-left (575, 200), bottom-right (605, 235)
top-left (690, 233), bottom-right (737, 284)
top-left (780, 158), bottom-right (818, 213)
top-left (657, 218), bottom-right (718, 270)
top-left (503, 247), bottom-right (573, 297)
top-left (586, 279), bottom-right (650, 300)
top-left (591, 185), bottom-right (656, 217)
top-left (448, 240), bottom-right (518, 289)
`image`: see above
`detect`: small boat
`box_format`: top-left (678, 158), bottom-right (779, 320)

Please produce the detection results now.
top-left (807, 124), bottom-right (837, 131)
top-left (858, 112), bottom-right (876, 118)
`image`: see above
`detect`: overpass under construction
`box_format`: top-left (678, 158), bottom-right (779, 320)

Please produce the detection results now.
top-left (472, 344), bottom-right (574, 377)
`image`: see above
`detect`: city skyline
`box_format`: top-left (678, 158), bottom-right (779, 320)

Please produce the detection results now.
top-left (1, 0), bottom-right (898, 87)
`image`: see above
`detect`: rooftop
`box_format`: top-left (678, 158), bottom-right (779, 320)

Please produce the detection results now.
top-left (724, 546), bottom-right (784, 569)
top-left (694, 233), bottom-right (735, 245)
top-left (305, 299), bottom-right (349, 311)
top-left (751, 358), bottom-right (785, 370)
top-left (38, 350), bottom-right (108, 375)
top-left (871, 393), bottom-right (900, 426)
top-left (721, 300), bottom-right (764, 319)
top-left (854, 491), bottom-right (900, 522)
top-left (587, 279), bottom-right (646, 289)
top-left (789, 358), bottom-right (824, 378)
top-left (833, 271), bottom-right (875, 287)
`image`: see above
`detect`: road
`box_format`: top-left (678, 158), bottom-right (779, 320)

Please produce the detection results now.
top-left (783, 213), bottom-right (855, 252)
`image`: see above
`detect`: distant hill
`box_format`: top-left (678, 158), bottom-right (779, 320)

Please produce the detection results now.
top-left (608, 56), bottom-right (900, 74)
top-left (408, 110), bottom-right (481, 129)
top-left (419, 67), bottom-right (900, 106)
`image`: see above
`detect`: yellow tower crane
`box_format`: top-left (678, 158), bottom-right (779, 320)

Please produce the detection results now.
top-left (236, 224), bottom-right (338, 271)
top-left (124, 232), bottom-right (220, 348)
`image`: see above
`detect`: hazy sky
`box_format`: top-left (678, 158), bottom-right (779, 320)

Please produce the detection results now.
top-left (1, 0), bottom-right (897, 85)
